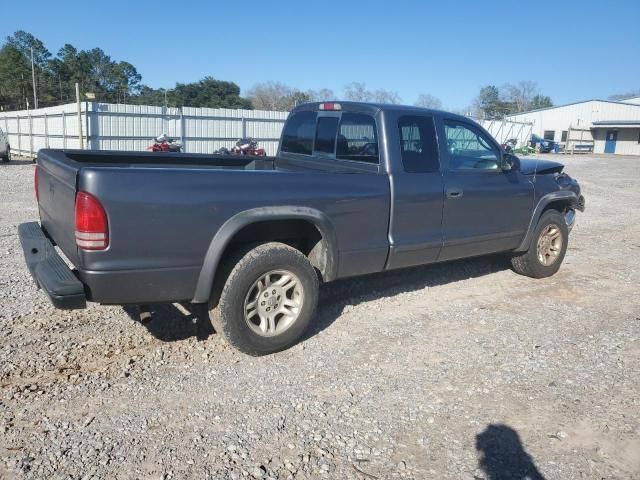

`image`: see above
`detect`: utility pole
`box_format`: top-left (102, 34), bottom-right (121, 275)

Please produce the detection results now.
top-left (30, 47), bottom-right (38, 109)
top-left (76, 82), bottom-right (84, 149)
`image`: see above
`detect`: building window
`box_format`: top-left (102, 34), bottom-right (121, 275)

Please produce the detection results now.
top-left (543, 130), bottom-right (555, 141)
top-left (561, 130), bottom-right (568, 142)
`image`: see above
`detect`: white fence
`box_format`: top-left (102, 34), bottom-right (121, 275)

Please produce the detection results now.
top-left (0, 102), bottom-right (532, 158)
top-left (0, 103), bottom-right (288, 157)
top-left (0, 103), bottom-right (87, 156)
top-left (480, 118), bottom-right (533, 148)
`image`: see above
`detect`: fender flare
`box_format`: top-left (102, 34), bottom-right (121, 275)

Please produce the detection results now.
top-left (515, 190), bottom-right (578, 252)
top-left (191, 206), bottom-right (339, 303)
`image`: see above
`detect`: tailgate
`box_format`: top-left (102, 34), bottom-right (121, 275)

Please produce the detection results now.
top-left (37, 150), bottom-right (80, 266)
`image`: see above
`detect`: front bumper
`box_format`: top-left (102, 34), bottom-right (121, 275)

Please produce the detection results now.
top-left (565, 195), bottom-right (585, 232)
top-left (565, 209), bottom-right (576, 231)
top-left (18, 222), bottom-right (87, 309)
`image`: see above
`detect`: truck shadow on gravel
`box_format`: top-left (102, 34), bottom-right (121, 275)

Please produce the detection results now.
top-left (123, 254), bottom-right (510, 343)
top-left (476, 424), bottom-right (546, 480)
top-left (122, 303), bottom-right (210, 342)
top-left (303, 253), bottom-right (511, 341)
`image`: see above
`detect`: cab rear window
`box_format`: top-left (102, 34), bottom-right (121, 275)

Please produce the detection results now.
top-left (281, 111), bottom-right (379, 164)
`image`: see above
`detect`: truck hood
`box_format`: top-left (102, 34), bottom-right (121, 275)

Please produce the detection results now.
top-left (519, 158), bottom-right (564, 175)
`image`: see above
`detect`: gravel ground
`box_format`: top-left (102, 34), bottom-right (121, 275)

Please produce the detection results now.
top-left (1, 154), bottom-right (639, 480)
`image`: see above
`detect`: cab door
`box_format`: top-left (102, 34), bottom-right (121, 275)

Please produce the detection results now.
top-left (385, 113), bottom-right (445, 270)
top-left (437, 118), bottom-right (533, 262)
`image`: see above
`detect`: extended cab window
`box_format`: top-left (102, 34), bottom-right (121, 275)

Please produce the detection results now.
top-left (336, 113), bottom-right (378, 163)
top-left (444, 121), bottom-right (500, 170)
top-left (398, 115), bottom-right (440, 173)
top-left (281, 111), bottom-right (317, 155)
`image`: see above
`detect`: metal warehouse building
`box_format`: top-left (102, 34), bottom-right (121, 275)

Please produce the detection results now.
top-left (507, 96), bottom-right (640, 155)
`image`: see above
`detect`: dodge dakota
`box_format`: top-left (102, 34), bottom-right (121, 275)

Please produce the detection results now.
top-left (19, 102), bottom-right (585, 355)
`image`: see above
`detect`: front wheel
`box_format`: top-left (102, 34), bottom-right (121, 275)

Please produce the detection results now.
top-left (210, 242), bottom-right (319, 355)
top-left (511, 210), bottom-right (568, 278)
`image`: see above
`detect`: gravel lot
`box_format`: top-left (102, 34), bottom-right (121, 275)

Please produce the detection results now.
top-left (1, 154), bottom-right (639, 480)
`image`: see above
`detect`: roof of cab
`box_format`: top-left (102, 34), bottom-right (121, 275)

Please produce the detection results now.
top-left (291, 101), bottom-right (469, 122)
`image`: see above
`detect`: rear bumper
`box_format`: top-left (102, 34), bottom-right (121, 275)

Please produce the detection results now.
top-left (18, 222), bottom-right (87, 309)
top-left (19, 222), bottom-right (200, 308)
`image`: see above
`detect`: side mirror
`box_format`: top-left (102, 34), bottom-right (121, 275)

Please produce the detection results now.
top-left (502, 153), bottom-right (520, 172)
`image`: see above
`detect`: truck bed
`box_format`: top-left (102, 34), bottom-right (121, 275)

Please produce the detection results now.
top-left (35, 148), bottom-right (390, 304)
top-left (51, 149), bottom-right (277, 170)
top-left (44, 149), bottom-right (377, 174)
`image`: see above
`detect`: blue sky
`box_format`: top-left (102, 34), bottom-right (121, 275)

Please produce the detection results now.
top-left (2, 0), bottom-right (639, 110)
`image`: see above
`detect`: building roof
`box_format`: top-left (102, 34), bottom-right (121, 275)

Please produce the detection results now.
top-left (508, 98), bottom-right (640, 117)
top-left (591, 120), bottom-right (640, 128)
top-left (593, 120), bottom-right (640, 125)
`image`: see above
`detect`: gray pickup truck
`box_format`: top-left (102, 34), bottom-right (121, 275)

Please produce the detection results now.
top-left (19, 102), bottom-right (584, 355)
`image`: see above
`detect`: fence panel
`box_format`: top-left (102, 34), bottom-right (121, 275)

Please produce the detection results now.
top-left (87, 103), bottom-right (287, 155)
top-left (479, 119), bottom-right (533, 148)
top-left (0, 102), bottom-right (288, 157)
top-left (0, 104), bottom-right (87, 156)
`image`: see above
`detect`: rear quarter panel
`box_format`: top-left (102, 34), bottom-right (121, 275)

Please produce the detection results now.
top-left (77, 167), bottom-right (390, 279)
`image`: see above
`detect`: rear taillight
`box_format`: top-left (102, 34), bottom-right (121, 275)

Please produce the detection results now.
top-left (34, 166), bottom-right (39, 202)
top-left (74, 192), bottom-right (109, 250)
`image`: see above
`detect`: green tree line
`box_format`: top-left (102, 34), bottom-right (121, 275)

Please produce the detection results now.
top-left (472, 82), bottom-right (553, 119)
top-left (0, 31), bottom-right (251, 110)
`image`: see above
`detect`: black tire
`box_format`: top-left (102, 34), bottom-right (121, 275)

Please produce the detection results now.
top-left (210, 242), bottom-right (319, 356)
top-left (1, 146), bottom-right (8, 163)
top-left (511, 210), bottom-right (568, 278)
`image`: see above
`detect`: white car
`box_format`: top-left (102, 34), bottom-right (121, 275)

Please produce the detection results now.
top-left (0, 127), bottom-right (10, 162)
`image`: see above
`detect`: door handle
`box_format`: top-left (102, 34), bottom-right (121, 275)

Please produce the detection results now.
top-left (446, 188), bottom-right (463, 199)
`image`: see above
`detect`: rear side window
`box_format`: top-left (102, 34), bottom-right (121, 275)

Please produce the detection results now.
top-left (398, 115), bottom-right (440, 173)
top-left (281, 111), bottom-right (317, 155)
top-left (336, 113), bottom-right (379, 163)
top-left (314, 117), bottom-right (339, 154)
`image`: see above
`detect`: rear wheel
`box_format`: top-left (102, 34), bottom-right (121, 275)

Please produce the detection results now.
top-left (210, 242), bottom-right (319, 355)
top-left (511, 210), bottom-right (568, 278)
top-left (1, 146), bottom-right (9, 163)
